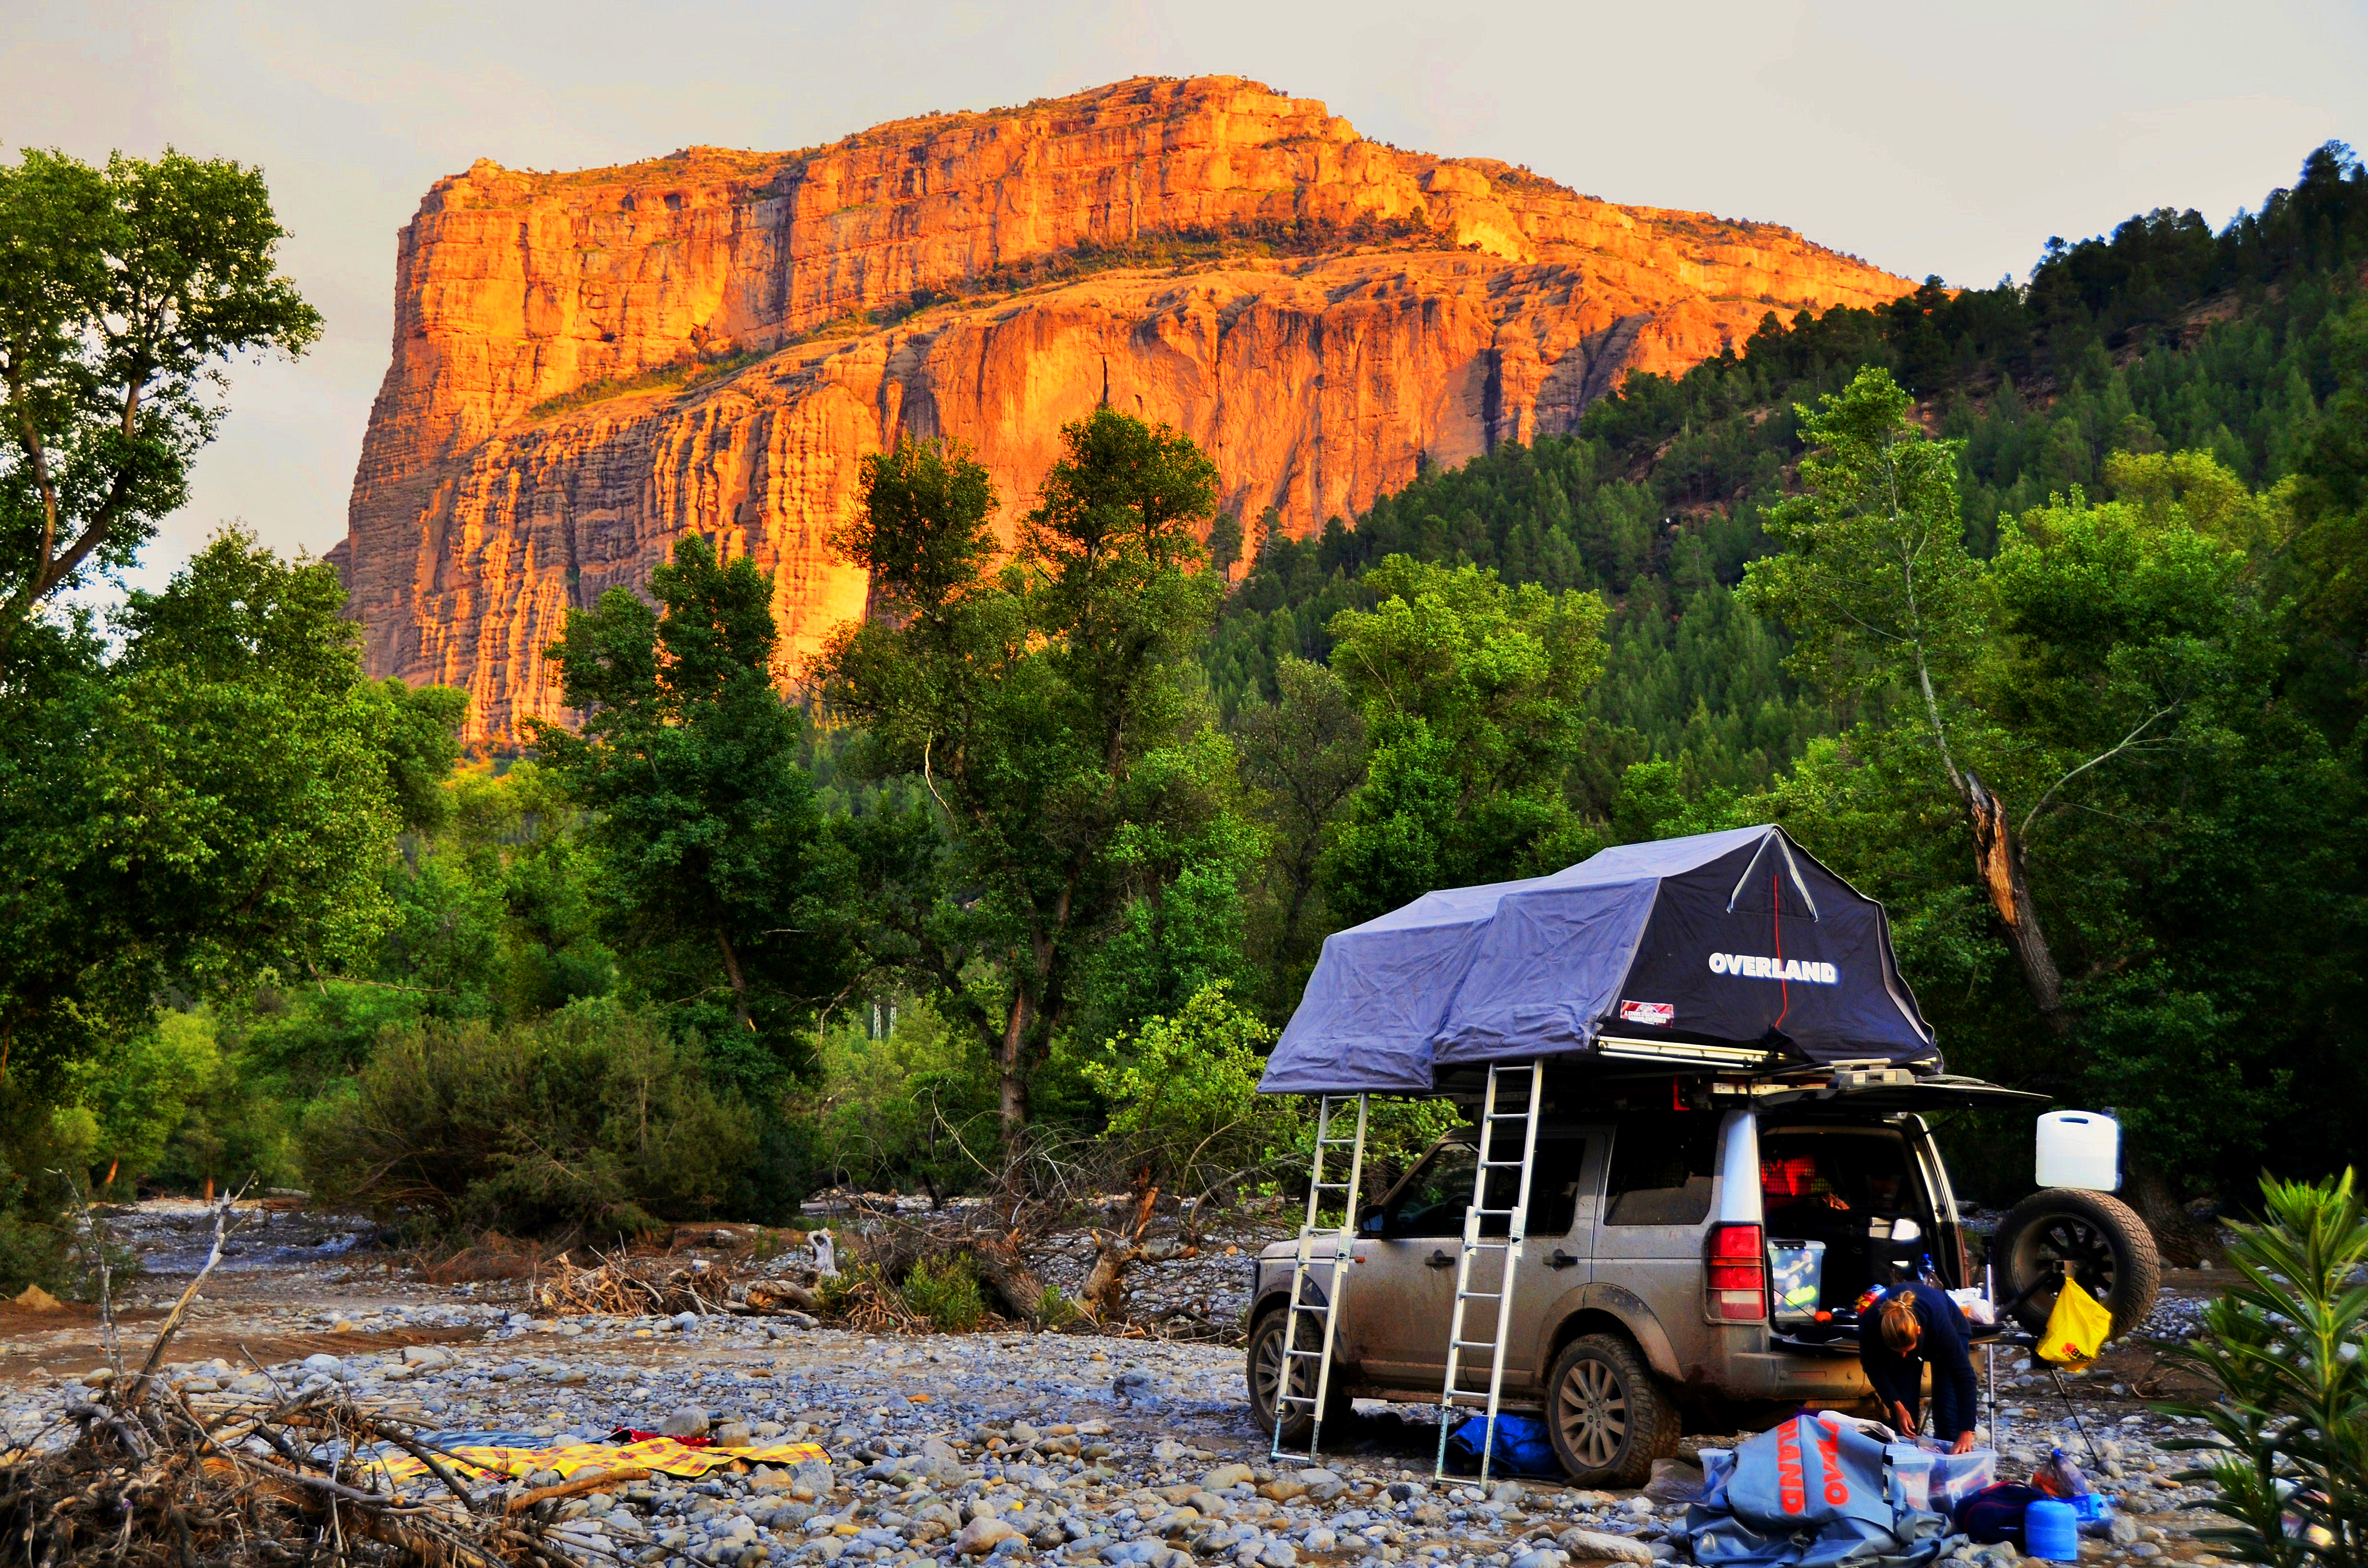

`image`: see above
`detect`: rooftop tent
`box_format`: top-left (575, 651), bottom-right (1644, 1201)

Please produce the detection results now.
top-left (1258, 824), bottom-right (1936, 1095)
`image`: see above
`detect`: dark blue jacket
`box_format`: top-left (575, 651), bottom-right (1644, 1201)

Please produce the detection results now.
top-left (1859, 1281), bottom-right (1979, 1440)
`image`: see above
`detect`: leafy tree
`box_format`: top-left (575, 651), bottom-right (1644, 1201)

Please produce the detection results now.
top-left (50, 1009), bottom-right (220, 1192)
top-left (530, 535), bottom-right (850, 1090)
top-left (1080, 980), bottom-right (1300, 1199)
top-left (1205, 510), bottom-right (1245, 578)
top-left (1743, 368), bottom-right (2065, 1024)
top-left (374, 761), bottom-right (614, 1025)
top-left (0, 147), bottom-right (321, 662)
top-left (1236, 656), bottom-right (1367, 1009)
top-left (821, 411), bottom-right (1228, 1133)
top-left (1734, 429), bottom-right (2349, 1239)
top-left (1320, 555), bottom-right (1607, 924)
top-left (0, 531), bottom-right (460, 1089)
top-left (1080, 980), bottom-right (1461, 1204)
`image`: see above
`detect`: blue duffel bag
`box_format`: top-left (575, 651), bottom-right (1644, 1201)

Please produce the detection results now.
top-left (1443, 1413), bottom-right (1564, 1479)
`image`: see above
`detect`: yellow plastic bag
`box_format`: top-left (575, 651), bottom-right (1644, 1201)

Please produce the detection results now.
top-left (2035, 1276), bottom-right (2112, 1365)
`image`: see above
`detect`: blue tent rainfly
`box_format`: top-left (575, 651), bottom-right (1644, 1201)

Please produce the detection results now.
top-left (1258, 824), bottom-right (1936, 1096)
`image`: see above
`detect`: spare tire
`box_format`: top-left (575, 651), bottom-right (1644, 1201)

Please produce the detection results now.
top-left (1996, 1187), bottom-right (2160, 1338)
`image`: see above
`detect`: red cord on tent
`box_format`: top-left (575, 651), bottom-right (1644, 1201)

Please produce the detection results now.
top-left (1771, 871), bottom-right (1791, 1029)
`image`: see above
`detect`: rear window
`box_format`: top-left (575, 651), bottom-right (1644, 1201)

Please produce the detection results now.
top-left (1603, 1113), bottom-right (1720, 1226)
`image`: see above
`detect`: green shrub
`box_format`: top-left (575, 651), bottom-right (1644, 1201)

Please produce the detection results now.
top-left (2160, 1167), bottom-right (2368, 1568)
top-left (1079, 981), bottom-right (1459, 1203)
top-left (805, 1002), bottom-right (995, 1196)
top-left (900, 1254), bottom-right (987, 1331)
top-left (298, 998), bottom-right (758, 1239)
top-left (50, 1011), bottom-right (222, 1194)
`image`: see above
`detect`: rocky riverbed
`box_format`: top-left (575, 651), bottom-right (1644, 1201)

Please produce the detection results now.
top-left (0, 1202), bottom-right (2237, 1568)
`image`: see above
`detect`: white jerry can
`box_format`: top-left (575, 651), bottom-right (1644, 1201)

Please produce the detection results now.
top-left (2035, 1110), bottom-right (2120, 1191)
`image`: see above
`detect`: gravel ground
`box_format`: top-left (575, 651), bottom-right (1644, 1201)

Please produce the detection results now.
top-left (0, 1201), bottom-right (2239, 1568)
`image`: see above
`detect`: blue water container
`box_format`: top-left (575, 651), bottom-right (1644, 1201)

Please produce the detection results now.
top-left (2025, 1498), bottom-right (2081, 1562)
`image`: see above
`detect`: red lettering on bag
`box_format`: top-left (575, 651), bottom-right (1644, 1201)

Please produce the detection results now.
top-left (1815, 1424), bottom-right (1849, 1505)
top-left (1776, 1421), bottom-right (1807, 1513)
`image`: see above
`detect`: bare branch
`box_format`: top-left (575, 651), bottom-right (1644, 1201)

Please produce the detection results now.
top-left (2019, 704), bottom-right (2184, 840)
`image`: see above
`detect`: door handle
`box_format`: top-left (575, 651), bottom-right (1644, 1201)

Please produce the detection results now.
top-left (1426, 1250), bottom-right (1455, 1269)
top-left (1547, 1250), bottom-right (1579, 1270)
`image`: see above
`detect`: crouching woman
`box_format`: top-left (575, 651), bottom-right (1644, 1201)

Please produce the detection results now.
top-left (1862, 1283), bottom-right (1980, 1453)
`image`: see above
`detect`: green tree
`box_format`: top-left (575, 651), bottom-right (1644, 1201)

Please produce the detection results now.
top-left (0, 531), bottom-right (460, 1089)
top-left (530, 535), bottom-right (850, 1090)
top-left (821, 411), bottom-right (1228, 1133)
top-left (1236, 656), bottom-right (1367, 1009)
top-left (1743, 368), bottom-right (2064, 1024)
top-left (373, 761), bottom-right (614, 1026)
top-left (1320, 555), bottom-right (1607, 924)
top-left (0, 147), bottom-right (321, 662)
top-left (1739, 421), bottom-right (2350, 1237)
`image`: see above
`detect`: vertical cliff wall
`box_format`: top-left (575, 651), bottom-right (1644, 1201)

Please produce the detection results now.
top-left (338, 75), bottom-right (1917, 742)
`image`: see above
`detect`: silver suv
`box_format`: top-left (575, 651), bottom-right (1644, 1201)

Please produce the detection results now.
top-left (1245, 1079), bottom-right (2157, 1487)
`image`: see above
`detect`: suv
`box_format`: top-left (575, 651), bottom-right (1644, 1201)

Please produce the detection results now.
top-left (1246, 1074), bottom-right (2158, 1487)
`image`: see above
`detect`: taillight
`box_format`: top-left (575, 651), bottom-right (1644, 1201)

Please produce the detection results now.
top-left (1706, 1222), bottom-right (1766, 1322)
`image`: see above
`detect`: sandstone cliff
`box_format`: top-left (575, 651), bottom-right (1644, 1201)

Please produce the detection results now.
top-left (339, 75), bottom-right (1917, 742)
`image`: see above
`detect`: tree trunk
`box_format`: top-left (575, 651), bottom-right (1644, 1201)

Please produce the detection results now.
top-left (1074, 1233), bottom-right (1193, 1322)
top-left (998, 990), bottom-right (1031, 1137)
top-left (715, 929), bottom-right (753, 1032)
top-left (972, 1234), bottom-right (1052, 1323)
top-left (2124, 1163), bottom-right (2213, 1269)
top-left (1963, 771), bottom-right (2070, 1036)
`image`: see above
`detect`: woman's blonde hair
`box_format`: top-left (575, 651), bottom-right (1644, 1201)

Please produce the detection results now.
top-left (1878, 1291), bottom-right (1924, 1352)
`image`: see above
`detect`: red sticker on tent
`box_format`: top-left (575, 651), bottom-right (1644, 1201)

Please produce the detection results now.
top-left (1620, 1000), bottom-right (1674, 1026)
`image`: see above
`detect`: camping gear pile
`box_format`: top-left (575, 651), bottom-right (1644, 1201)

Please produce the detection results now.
top-left (1679, 1412), bottom-right (2126, 1568)
top-left (1681, 1412), bottom-right (1955, 1568)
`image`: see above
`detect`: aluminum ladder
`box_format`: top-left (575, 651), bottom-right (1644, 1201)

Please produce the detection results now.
top-left (1272, 1093), bottom-right (1369, 1461)
top-left (1433, 1060), bottom-right (1545, 1483)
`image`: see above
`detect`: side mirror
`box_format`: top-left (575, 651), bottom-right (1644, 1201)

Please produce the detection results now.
top-left (1891, 1217), bottom-right (1922, 1244)
top-left (1357, 1202), bottom-right (1384, 1236)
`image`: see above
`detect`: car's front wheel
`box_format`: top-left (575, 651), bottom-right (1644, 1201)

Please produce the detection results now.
top-left (1246, 1306), bottom-right (1352, 1447)
top-left (1545, 1333), bottom-right (1678, 1487)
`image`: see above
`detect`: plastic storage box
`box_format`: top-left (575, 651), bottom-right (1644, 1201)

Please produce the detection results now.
top-left (2035, 1111), bottom-right (2120, 1191)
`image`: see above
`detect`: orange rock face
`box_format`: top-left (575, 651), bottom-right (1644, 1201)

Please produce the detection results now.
top-left (338, 75), bottom-right (1915, 742)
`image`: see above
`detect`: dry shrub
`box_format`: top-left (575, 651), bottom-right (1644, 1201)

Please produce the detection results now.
top-left (409, 1232), bottom-right (559, 1285)
top-left (536, 1250), bottom-right (820, 1318)
top-left (0, 1200), bottom-right (608, 1568)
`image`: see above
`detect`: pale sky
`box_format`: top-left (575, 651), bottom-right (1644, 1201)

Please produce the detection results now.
top-left (11, 0), bottom-right (2368, 591)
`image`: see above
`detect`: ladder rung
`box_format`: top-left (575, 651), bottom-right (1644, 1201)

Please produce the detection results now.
top-left (1456, 1288), bottom-right (1503, 1299)
top-left (1451, 1338), bottom-right (1504, 1350)
top-left (1286, 1348), bottom-right (1329, 1359)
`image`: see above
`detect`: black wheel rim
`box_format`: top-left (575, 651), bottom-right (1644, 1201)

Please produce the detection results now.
top-left (1555, 1356), bottom-right (1628, 1470)
top-left (2015, 1213), bottom-right (2119, 1313)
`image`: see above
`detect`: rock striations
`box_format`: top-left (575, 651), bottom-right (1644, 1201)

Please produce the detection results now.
top-left (337, 75), bottom-right (1916, 741)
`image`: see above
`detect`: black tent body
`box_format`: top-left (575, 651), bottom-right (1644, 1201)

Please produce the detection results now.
top-left (1258, 825), bottom-right (1937, 1096)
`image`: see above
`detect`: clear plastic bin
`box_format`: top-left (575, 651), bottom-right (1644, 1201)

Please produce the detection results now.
top-left (1768, 1238), bottom-right (1827, 1322)
top-left (1930, 1446), bottom-right (1997, 1509)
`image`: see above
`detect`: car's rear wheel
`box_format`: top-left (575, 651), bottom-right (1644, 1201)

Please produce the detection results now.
top-left (1545, 1333), bottom-right (1678, 1488)
top-left (1246, 1307), bottom-right (1352, 1447)
top-left (1996, 1187), bottom-right (2161, 1338)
